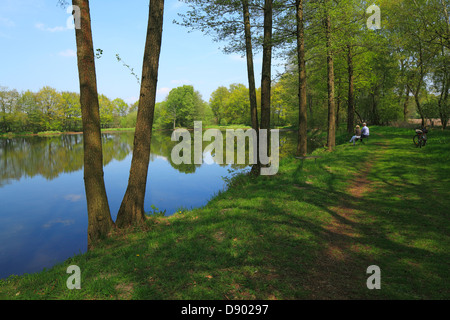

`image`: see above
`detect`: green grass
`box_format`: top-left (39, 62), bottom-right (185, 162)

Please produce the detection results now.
top-left (101, 128), bottom-right (135, 132)
top-left (0, 126), bottom-right (449, 300)
top-left (0, 131), bottom-right (34, 138)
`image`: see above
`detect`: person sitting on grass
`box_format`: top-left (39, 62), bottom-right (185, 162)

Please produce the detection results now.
top-left (361, 123), bottom-right (370, 140)
top-left (349, 125), bottom-right (362, 146)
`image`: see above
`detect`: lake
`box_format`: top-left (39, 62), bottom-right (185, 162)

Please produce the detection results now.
top-left (0, 129), bottom-right (312, 279)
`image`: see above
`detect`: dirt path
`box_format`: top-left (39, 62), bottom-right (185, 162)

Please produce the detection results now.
top-left (302, 139), bottom-right (387, 299)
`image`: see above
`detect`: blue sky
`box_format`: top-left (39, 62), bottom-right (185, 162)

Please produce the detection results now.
top-left (0, 0), bottom-right (283, 104)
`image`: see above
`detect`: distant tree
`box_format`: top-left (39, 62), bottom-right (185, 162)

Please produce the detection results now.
top-left (225, 83), bottom-right (251, 125)
top-left (210, 86), bottom-right (229, 125)
top-left (112, 98), bottom-right (129, 117)
top-left (160, 85), bottom-right (204, 129)
top-left (98, 94), bottom-right (115, 128)
top-left (35, 86), bottom-right (63, 131)
top-left (60, 91), bottom-right (81, 131)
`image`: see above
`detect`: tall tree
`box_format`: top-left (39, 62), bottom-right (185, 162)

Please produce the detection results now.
top-left (260, 0), bottom-right (273, 132)
top-left (324, 3), bottom-right (335, 151)
top-left (210, 86), bottom-right (229, 124)
top-left (178, 0), bottom-right (263, 174)
top-left (243, 0), bottom-right (262, 175)
top-left (71, 0), bottom-right (114, 248)
top-left (116, 0), bottom-right (165, 228)
top-left (296, 0), bottom-right (307, 156)
top-left (346, 43), bottom-right (355, 133)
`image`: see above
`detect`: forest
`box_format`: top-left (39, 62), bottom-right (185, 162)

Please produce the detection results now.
top-left (1, 1), bottom-right (448, 136)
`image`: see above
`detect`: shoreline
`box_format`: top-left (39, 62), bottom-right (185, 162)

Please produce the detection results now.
top-left (0, 126), bottom-right (298, 138)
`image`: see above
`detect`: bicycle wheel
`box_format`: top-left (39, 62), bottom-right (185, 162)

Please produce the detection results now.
top-left (413, 135), bottom-right (420, 147)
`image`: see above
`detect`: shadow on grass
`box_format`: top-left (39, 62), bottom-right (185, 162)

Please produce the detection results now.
top-left (2, 127), bottom-right (449, 300)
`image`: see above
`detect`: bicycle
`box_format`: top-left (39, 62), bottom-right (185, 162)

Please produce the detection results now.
top-left (413, 128), bottom-right (428, 148)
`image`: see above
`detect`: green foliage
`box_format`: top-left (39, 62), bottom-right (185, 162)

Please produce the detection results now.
top-left (120, 111), bottom-right (137, 128)
top-left (154, 85), bottom-right (207, 129)
top-left (0, 85), bottom-right (138, 134)
top-left (209, 84), bottom-right (254, 127)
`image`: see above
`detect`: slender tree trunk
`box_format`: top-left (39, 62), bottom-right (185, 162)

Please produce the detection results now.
top-left (242, 0), bottom-right (260, 176)
top-left (409, 41), bottom-right (426, 127)
top-left (403, 85), bottom-right (410, 122)
top-left (336, 93), bottom-right (340, 128)
top-left (438, 42), bottom-right (449, 130)
top-left (260, 0), bottom-right (272, 132)
top-left (347, 44), bottom-right (355, 134)
top-left (308, 94), bottom-right (313, 124)
top-left (371, 90), bottom-right (380, 125)
top-left (325, 11), bottom-right (335, 151)
top-left (296, 0), bottom-right (307, 157)
top-left (355, 109), bottom-right (363, 124)
top-left (72, 0), bottom-right (114, 249)
top-left (116, 0), bottom-right (164, 228)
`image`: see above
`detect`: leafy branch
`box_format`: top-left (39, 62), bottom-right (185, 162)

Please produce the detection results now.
top-left (115, 54), bottom-right (141, 85)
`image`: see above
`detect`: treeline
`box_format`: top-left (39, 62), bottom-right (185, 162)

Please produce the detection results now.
top-left (0, 85), bottom-right (138, 133)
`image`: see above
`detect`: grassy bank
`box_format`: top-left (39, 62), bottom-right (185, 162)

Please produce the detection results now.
top-left (0, 126), bottom-right (449, 300)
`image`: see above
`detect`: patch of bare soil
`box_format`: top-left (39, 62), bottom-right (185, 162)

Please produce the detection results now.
top-left (301, 140), bottom-right (387, 299)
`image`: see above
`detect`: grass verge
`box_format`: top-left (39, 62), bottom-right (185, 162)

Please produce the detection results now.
top-left (0, 126), bottom-right (449, 300)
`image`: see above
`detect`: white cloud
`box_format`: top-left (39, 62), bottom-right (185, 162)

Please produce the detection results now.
top-left (35, 22), bottom-right (67, 32)
top-left (43, 219), bottom-right (75, 229)
top-left (64, 194), bottom-right (82, 202)
top-left (59, 49), bottom-right (76, 57)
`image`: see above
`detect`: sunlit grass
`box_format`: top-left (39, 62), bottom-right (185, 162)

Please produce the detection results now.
top-left (0, 126), bottom-right (449, 300)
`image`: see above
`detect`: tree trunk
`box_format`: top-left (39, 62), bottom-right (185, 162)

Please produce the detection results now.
top-left (116, 0), bottom-right (164, 228)
top-left (336, 93), bottom-right (340, 128)
top-left (296, 0), bottom-right (308, 157)
top-left (72, 0), bottom-right (114, 249)
top-left (411, 41), bottom-right (426, 127)
top-left (438, 43), bottom-right (449, 130)
top-left (371, 91), bottom-right (380, 125)
top-left (308, 94), bottom-right (313, 124)
top-left (242, 0), bottom-right (260, 176)
top-left (403, 85), bottom-right (410, 122)
top-left (325, 12), bottom-right (335, 151)
top-left (347, 44), bottom-right (355, 134)
top-left (260, 0), bottom-right (272, 132)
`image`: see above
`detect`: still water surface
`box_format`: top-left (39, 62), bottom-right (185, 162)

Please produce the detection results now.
top-left (0, 130), bottom-right (304, 279)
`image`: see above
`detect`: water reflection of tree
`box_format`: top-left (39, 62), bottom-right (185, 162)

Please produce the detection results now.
top-left (0, 133), bottom-right (133, 187)
top-left (0, 130), bottom-right (302, 187)
top-left (151, 129), bottom-right (300, 174)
